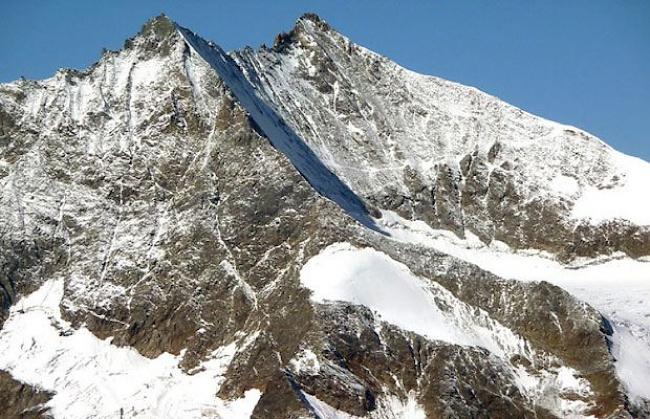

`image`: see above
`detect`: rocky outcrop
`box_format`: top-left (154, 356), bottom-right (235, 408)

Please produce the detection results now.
top-left (0, 372), bottom-right (52, 418)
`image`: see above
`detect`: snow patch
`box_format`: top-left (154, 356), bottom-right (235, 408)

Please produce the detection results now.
top-left (302, 392), bottom-right (360, 419)
top-left (513, 366), bottom-right (594, 417)
top-left (610, 323), bottom-right (650, 402)
top-left (550, 174), bottom-right (579, 196)
top-left (300, 240), bottom-right (597, 417)
top-left (131, 57), bottom-right (165, 87)
top-left (300, 243), bottom-right (538, 360)
top-left (0, 279), bottom-right (261, 419)
top-left (572, 152), bottom-right (650, 225)
top-left (289, 349), bottom-right (321, 376)
top-left (301, 242), bottom-right (482, 346)
top-left (372, 393), bottom-right (427, 419)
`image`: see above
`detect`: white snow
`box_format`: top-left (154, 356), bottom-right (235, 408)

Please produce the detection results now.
top-left (549, 174), bottom-right (580, 197)
top-left (378, 209), bottom-right (650, 403)
top-left (512, 365), bottom-right (594, 418)
top-left (371, 393), bottom-right (427, 419)
top-left (300, 240), bottom-right (597, 416)
top-left (131, 57), bottom-right (165, 87)
top-left (300, 242), bottom-right (522, 352)
top-left (609, 324), bottom-right (650, 402)
top-left (302, 392), bottom-right (360, 419)
top-left (572, 151), bottom-right (650, 226)
top-left (289, 349), bottom-right (321, 376)
top-left (301, 242), bottom-right (467, 345)
top-left (0, 279), bottom-right (261, 419)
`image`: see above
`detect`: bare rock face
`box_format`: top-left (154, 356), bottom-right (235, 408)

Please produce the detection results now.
top-left (0, 13), bottom-right (647, 419)
top-left (0, 372), bottom-right (52, 418)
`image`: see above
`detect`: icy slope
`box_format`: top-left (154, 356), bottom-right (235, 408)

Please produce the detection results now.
top-left (300, 242), bottom-right (599, 417)
top-left (177, 25), bottom-right (379, 231)
top-left (571, 150), bottom-right (650, 225)
top-left (301, 391), bottom-right (427, 419)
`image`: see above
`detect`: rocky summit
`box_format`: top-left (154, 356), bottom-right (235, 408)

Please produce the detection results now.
top-left (0, 13), bottom-right (649, 419)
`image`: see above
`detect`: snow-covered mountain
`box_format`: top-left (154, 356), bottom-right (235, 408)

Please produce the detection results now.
top-left (0, 14), bottom-right (648, 419)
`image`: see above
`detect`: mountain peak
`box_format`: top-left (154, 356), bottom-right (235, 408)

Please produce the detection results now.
top-left (140, 13), bottom-right (176, 36)
top-left (297, 12), bottom-right (328, 27)
top-left (295, 12), bottom-right (333, 36)
top-left (1, 13), bottom-right (649, 419)
top-left (118, 13), bottom-right (181, 56)
top-left (270, 12), bottom-right (334, 52)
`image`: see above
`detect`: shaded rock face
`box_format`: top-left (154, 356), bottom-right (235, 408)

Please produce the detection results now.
top-left (0, 14), bottom-right (643, 419)
top-left (304, 304), bottom-right (541, 418)
top-left (0, 372), bottom-right (52, 418)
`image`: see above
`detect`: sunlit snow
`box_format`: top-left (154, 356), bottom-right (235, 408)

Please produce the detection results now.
top-left (572, 152), bottom-right (650, 226)
top-left (300, 241), bottom-right (596, 417)
top-left (378, 209), bottom-right (650, 403)
top-left (300, 243), bottom-right (469, 345)
top-left (0, 279), bottom-right (261, 419)
top-left (301, 390), bottom-right (427, 419)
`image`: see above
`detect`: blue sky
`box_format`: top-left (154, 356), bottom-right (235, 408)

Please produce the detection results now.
top-left (1, 1), bottom-right (648, 160)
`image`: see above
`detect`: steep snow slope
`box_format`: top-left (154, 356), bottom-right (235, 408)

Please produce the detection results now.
top-left (232, 14), bottom-right (650, 258)
top-left (177, 25), bottom-right (380, 231)
top-left (300, 242), bottom-right (598, 417)
top-left (301, 243), bottom-right (528, 353)
top-left (571, 150), bottom-right (650, 225)
top-left (301, 391), bottom-right (427, 419)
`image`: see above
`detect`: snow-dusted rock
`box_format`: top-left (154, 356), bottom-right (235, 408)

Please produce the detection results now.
top-left (0, 13), bottom-right (647, 419)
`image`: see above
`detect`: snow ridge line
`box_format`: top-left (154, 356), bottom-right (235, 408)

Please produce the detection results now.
top-left (176, 25), bottom-right (383, 233)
